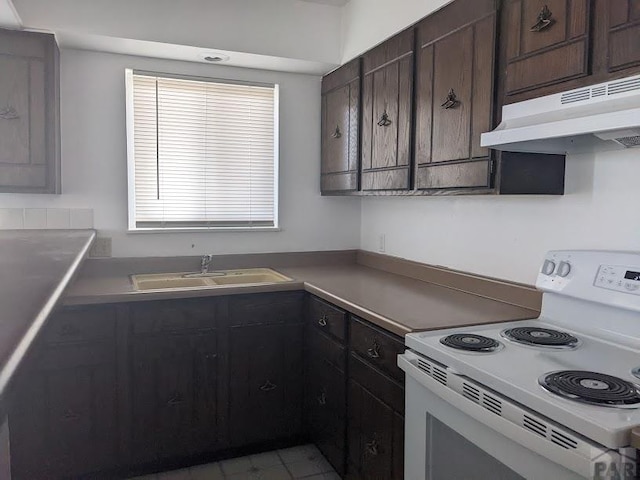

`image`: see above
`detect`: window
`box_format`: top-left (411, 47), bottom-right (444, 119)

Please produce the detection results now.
top-left (125, 70), bottom-right (279, 231)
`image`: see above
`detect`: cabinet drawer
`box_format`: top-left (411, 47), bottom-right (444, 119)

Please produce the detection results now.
top-left (229, 292), bottom-right (303, 326)
top-left (308, 296), bottom-right (347, 342)
top-left (43, 306), bottom-right (116, 345)
top-left (349, 354), bottom-right (404, 414)
top-left (308, 326), bottom-right (346, 373)
top-left (350, 317), bottom-right (405, 383)
top-left (130, 298), bottom-right (217, 334)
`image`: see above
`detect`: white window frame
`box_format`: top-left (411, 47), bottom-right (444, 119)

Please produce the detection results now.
top-left (125, 69), bottom-right (280, 233)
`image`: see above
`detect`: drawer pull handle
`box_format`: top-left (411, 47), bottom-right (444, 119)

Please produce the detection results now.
top-left (260, 380), bottom-right (277, 392)
top-left (204, 353), bottom-right (217, 360)
top-left (377, 111), bottom-right (392, 127)
top-left (367, 340), bottom-right (381, 359)
top-left (167, 394), bottom-right (184, 406)
top-left (317, 392), bottom-right (327, 406)
top-left (530, 5), bottom-right (555, 32)
top-left (318, 316), bottom-right (328, 327)
top-left (62, 409), bottom-right (80, 421)
top-left (331, 125), bottom-right (342, 139)
top-left (366, 439), bottom-right (379, 456)
top-left (0, 106), bottom-right (19, 120)
top-left (441, 89), bottom-right (460, 110)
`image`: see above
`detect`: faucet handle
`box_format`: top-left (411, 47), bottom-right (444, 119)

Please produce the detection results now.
top-left (200, 254), bottom-right (214, 273)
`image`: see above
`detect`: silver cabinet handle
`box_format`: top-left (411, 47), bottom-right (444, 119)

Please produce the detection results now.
top-left (62, 409), bottom-right (80, 421)
top-left (260, 380), bottom-right (277, 392)
top-left (167, 394), bottom-right (184, 406)
top-left (318, 316), bottom-right (328, 327)
top-left (366, 439), bottom-right (379, 456)
top-left (317, 392), bottom-right (327, 406)
top-left (367, 339), bottom-right (381, 359)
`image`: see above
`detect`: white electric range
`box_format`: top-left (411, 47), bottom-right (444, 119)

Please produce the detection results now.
top-left (398, 251), bottom-right (640, 480)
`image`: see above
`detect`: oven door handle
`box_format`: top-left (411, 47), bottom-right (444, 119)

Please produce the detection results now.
top-left (398, 351), bottom-right (622, 480)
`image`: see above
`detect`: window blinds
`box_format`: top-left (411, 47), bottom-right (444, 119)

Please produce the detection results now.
top-left (126, 70), bottom-right (278, 230)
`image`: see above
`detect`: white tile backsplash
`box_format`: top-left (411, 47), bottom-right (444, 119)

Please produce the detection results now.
top-left (0, 209), bottom-right (24, 229)
top-left (70, 208), bottom-right (94, 229)
top-left (0, 208), bottom-right (93, 230)
top-left (46, 208), bottom-right (71, 229)
top-left (24, 208), bottom-right (47, 229)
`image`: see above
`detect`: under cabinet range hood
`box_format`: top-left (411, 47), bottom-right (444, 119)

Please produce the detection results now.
top-left (481, 74), bottom-right (640, 154)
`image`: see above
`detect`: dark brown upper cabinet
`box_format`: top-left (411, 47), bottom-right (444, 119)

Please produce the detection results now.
top-left (0, 28), bottom-right (60, 194)
top-left (501, 0), bottom-right (592, 101)
top-left (321, 59), bottom-right (361, 195)
top-left (361, 29), bottom-right (414, 191)
top-left (606, 0), bottom-right (640, 74)
top-left (414, 0), bottom-right (498, 191)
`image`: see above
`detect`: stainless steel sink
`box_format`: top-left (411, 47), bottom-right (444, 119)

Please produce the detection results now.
top-left (131, 268), bottom-right (292, 291)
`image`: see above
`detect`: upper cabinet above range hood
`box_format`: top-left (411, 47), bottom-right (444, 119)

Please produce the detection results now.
top-left (481, 75), bottom-right (640, 155)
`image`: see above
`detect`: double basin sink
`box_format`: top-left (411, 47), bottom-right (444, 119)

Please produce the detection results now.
top-left (131, 268), bottom-right (293, 292)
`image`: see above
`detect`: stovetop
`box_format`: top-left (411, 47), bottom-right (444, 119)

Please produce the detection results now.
top-left (406, 318), bottom-right (640, 448)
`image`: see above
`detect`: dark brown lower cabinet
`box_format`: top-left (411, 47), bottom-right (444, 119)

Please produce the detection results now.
top-left (347, 315), bottom-right (405, 480)
top-left (9, 292), bottom-right (407, 480)
top-left (305, 310), bottom-right (348, 475)
top-left (129, 331), bottom-right (219, 464)
top-left (10, 341), bottom-right (118, 479)
top-left (229, 322), bottom-right (304, 446)
top-left (347, 379), bottom-right (404, 480)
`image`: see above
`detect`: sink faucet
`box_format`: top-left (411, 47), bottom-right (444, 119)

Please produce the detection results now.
top-left (200, 254), bottom-right (214, 274)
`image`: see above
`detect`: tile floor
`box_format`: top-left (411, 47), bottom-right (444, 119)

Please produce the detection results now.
top-left (129, 444), bottom-right (340, 480)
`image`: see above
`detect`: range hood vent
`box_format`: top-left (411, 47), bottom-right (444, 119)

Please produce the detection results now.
top-left (481, 74), bottom-right (640, 155)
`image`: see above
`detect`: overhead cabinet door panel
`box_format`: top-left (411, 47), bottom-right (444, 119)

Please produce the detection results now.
top-left (503, 0), bottom-right (591, 98)
top-left (0, 29), bottom-right (59, 193)
top-left (361, 29), bottom-right (413, 191)
top-left (607, 0), bottom-right (640, 73)
top-left (414, 0), bottom-right (497, 191)
top-left (321, 59), bottom-right (360, 194)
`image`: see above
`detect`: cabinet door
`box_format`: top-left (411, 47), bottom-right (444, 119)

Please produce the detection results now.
top-left (130, 332), bottom-right (219, 464)
top-left (0, 29), bottom-right (60, 193)
top-left (502, 0), bottom-right (591, 99)
top-left (321, 59), bottom-right (360, 194)
top-left (229, 323), bottom-right (304, 446)
top-left (361, 29), bottom-right (413, 191)
top-left (606, 0), bottom-right (640, 73)
top-left (306, 322), bottom-right (347, 475)
top-left (347, 380), bottom-right (403, 480)
top-left (10, 343), bottom-right (118, 479)
top-left (306, 357), bottom-right (347, 474)
top-left (414, 0), bottom-right (497, 191)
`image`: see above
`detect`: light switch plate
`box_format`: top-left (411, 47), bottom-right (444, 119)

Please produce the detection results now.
top-left (90, 237), bottom-right (112, 258)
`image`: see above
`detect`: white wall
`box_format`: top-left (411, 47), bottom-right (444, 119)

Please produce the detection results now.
top-left (361, 150), bottom-right (640, 285)
top-left (341, 0), bottom-right (452, 62)
top-left (0, 49), bottom-right (361, 257)
top-left (13, 0), bottom-right (343, 65)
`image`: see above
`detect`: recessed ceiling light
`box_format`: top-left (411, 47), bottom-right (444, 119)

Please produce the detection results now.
top-left (199, 52), bottom-right (230, 63)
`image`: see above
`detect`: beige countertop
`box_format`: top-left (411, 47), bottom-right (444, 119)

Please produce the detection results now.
top-left (65, 254), bottom-right (538, 337)
top-left (0, 229), bottom-right (96, 408)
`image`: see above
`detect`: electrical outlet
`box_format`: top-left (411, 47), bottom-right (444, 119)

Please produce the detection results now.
top-left (378, 234), bottom-right (386, 253)
top-left (90, 237), bottom-right (112, 258)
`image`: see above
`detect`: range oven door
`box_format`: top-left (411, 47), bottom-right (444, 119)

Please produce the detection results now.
top-left (399, 351), bottom-right (629, 480)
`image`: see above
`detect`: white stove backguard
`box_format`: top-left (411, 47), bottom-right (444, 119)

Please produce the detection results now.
top-left (536, 250), bottom-right (640, 348)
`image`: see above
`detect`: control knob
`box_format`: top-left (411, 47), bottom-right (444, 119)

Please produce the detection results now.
top-left (542, 260), bottom-right (556, 276)
top-left (557, 261), bottom-right (571, 278)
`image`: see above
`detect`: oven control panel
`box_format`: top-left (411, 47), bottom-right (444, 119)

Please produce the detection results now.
top-left (536, 251), bottom-right (640, 311)
top-left (595, 265), bottom-right (640, 295)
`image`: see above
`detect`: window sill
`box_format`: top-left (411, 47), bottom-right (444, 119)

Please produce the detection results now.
top-left (128, 227), bottom-right (281, 234)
